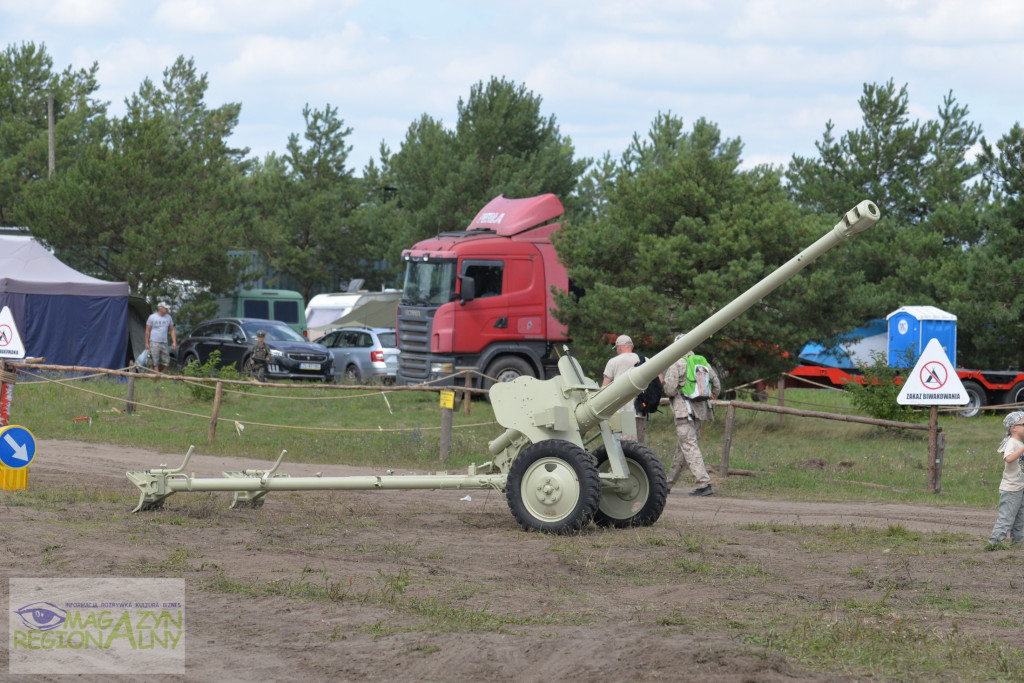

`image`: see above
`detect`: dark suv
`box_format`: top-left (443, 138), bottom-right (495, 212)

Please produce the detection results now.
top-left (178, 318), bottom-right (333, 381)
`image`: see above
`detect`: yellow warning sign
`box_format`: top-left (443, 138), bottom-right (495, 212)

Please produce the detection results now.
top-left (439, 390), bottom-right (455, 410)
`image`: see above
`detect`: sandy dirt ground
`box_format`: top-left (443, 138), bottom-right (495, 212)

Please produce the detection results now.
top-left (0, 440), bottom-right (1007, 682)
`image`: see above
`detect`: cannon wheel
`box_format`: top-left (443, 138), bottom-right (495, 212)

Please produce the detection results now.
top-left (591, 441), bottom-right (668, 528)
top-left (506, 440), bottom-right (601, 534)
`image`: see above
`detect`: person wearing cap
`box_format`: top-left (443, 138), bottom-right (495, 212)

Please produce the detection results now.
top-left (663, 341), bottom-right (721, 496)
top-left (248, 329), bottom-right (271, 380)
top-left (602, 335), bottom-right (642, 441)
top-left (987, 410), bottom-right (1024, 548)
top-left (144, 302), bottom-right (177, 373)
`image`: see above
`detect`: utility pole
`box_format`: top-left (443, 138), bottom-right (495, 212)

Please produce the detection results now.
top-left (47, 93), bottom-right (55, 178)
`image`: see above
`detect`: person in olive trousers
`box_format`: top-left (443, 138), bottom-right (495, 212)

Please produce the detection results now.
top-left (663, 344), bottom-right (721, 496)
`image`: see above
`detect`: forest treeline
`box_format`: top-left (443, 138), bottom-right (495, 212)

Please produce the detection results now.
top-left (2, 42), bottom-right (1022, 382)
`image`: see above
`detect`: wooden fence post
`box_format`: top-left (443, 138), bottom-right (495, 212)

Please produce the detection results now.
top-left (776, 377), bottom-right (785, 425)
top-left (933, 430), bottom-right (946, 494)
top-left (439, 390), bottom-right (454, 461)
top-left (720, 402), bottom-right (736, 477)
top-left (927, 406), bottom-right (938, 493)
top-left (464, 371), bottom-right (472, 416)
top-left (126, 363), bottom-right (137, 415)
top-left (440, 407), bottom-right (453, 462)
top-left (208, 381), bottom-right (224, 443)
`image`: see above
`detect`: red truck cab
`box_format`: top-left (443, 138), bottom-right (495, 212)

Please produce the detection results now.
top-left (396, 194), bottom-right (569, 388)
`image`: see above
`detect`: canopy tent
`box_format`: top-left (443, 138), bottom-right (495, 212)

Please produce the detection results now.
top-left (0, 237), bottom-right (129, 369)
top-left (310, 298), bottom-right (398, 340)
top-left (127, 296), bottom-right (151, 363)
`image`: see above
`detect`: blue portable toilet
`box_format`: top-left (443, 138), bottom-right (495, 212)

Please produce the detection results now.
top-left (886, 306), bottom-right (957, 368)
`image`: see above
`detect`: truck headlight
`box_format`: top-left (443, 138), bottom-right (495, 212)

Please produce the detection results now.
top-left (430, 362), bottom-right (453, 374)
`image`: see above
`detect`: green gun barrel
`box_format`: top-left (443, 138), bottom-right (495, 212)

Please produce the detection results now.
top-left (573, 200), bottom-right (880, 433)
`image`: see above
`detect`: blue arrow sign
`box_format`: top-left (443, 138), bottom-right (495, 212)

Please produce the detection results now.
top-left (0, 426), bottom-right (36, 469)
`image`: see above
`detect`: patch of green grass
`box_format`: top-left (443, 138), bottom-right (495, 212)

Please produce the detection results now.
top-left (128, 546), bottom-right (204, 575)
top-left (202, 564), bottom-right (353, 602)
top-left (744, 614), bottom-right (1024, 680)
top-left (742, 522), bottom-right (975, 556)
top-left (910, 587), bottom-right (981, 612)
top-left (202, 563), bottom-right (583, 636)
top-left (4, 483), bottom-right (126, 509)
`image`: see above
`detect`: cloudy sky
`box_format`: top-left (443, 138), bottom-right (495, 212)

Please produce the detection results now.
top-left (3, 0), bottom-right (1023, 173)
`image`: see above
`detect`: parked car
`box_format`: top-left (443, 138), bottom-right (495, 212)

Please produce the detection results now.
top-left (177, 318), bottom-right (333, 381)
top-left (317, 327), bottom-right (400, 383)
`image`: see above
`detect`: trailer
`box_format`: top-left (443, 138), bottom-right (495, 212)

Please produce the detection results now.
top-left (789, 305), bottom-right (1024, 417)
top-left (128, 201), bottom-right (880, 532)
top-left (787, 365), bottom-right (1024, 418)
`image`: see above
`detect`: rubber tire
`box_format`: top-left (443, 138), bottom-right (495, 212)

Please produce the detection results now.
top-left (484, 356), bottom-right (534, 389)
top-left (179, 352), bottom-right (199, 369)
top-left (506, 440), bottom-right (601, 534)
top-left (344, 364), bottom-right (361, 383)
top-left (1004, 381), bottom-right (1024, 410)
top-left (591, 441), bottom-right (668, 528)
top-left (959, 380), bottom-right (986, 418)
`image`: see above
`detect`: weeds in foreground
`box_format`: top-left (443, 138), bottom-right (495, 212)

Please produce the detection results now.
top-left (746, 614), bottom-right (1024, 680)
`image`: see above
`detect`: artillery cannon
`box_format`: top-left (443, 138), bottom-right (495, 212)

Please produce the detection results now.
top-left (127, 201), bottom-right (880, 533)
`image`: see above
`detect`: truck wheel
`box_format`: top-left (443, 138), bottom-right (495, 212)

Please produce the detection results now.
top-left (483, 356), bottom-right (535, 403)
top-left (484, 356), bottom-right (534, 387)
top-left (1005, 381), bottom-right (1024, 410)
top-left (958, 380), bottom-right (986, 418)
top-left (591, 441), bottom-right (668, 528)
top-left (506, 440), bottom-right (601, 534)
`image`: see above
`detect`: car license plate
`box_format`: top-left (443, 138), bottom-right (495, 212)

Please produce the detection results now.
top-left (299, 362), bottom-right (320, 370)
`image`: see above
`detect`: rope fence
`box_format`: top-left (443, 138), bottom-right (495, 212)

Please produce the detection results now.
top-left (9, 362), bottom-right (498, 459)
top-left (5, 360), bottom-right (1015, 474)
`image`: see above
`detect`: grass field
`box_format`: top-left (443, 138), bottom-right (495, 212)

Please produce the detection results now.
top-left (10, 370), bottom-right (1005, 508)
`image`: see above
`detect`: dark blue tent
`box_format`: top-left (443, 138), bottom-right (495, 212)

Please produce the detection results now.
top-left (0, 237), bottom-right (128, 369)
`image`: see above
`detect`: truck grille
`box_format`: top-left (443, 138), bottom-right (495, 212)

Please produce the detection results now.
top-left (399, 353), bottom-right (430, 379)
top-left (398, 314), bottom-right (431, 353)
top-left (397, 306), bottom-right (434, 381)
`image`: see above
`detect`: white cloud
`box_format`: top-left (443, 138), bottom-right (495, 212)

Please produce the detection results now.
top-left (3, 0), bottom-right (1023, 172)
top-left (153, 0), bottom-right (361, 33)
top-left (11, 0), bottom-right (124, 28)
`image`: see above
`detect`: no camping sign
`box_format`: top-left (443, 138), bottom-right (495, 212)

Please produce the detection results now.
top-left (896, 338), bottom-right (968, 406)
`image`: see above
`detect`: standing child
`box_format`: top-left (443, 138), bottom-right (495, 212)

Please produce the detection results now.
top-left (987, 410), bottom-right (1024, 548)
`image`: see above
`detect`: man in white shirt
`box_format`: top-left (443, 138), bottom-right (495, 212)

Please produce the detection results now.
top-left (602, 334), bottom-right (641, 441)
top-left (145, 302), bottom-right (177, 373)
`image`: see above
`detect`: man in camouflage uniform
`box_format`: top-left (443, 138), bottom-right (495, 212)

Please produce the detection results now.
top-left (248, 330), bottom-right (270, 380)
top-left (663, 343), bottom-right (721, 496)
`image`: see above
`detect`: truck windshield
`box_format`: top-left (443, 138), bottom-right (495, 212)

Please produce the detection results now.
top-left (402, 260), bottom-right (455, 305)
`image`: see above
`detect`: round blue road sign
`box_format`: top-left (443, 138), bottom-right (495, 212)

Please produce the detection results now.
top-left (0, 425), bottom-right (36, 469)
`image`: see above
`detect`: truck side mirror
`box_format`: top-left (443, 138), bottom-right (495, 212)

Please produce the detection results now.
top-left (458, 275), bottom-right (475, 305)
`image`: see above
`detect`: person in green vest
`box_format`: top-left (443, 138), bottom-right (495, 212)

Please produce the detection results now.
top-left (663, 341), bottom-right (721, 496)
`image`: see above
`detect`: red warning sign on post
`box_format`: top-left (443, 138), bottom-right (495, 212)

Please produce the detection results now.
top-left (0, 306), bottom-right (25, 360)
